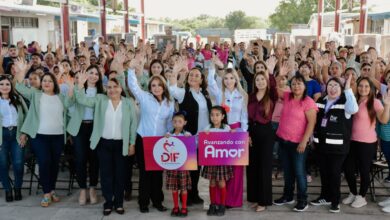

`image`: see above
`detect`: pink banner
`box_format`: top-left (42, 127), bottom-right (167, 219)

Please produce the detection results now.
top-left (143, 136), bottom-right (198, 171)
top-left (198, 132), bottom-right (249, 166)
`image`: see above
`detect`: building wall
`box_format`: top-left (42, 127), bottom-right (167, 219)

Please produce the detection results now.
top-left (1, 12), bottom-right (54, 47)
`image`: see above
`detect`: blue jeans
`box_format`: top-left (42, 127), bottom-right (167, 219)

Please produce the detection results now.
top-left (381, 139), bottom-right (390, 178)
top-left (0, 127), bottom-right (24, 191)
top-left (30, 134), bottom-right (63, 194)
top-left (279, 138), bottom-right (308, 202)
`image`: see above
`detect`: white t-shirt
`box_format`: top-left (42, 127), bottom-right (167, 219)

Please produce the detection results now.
top-left (37, 93), bottom-right (64, 135)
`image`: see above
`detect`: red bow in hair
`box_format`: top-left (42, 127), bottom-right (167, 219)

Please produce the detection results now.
top-left (221, 104), bottom-right (230, 113)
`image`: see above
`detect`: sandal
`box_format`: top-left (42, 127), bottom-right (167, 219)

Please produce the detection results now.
top-left (255, 205), bottom-right (266, 212)
top-left (103, 209), bottom-right (112, 216)
top-left (40, 197), bottom-right (51, 207)
top-left (51, 192), bottom-right (60, 202)
top-left (115, 207), bottom-right (125, 215)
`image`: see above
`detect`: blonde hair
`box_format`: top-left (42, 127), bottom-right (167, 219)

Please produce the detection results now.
top-left (221, 68), bottom-right (248, 108)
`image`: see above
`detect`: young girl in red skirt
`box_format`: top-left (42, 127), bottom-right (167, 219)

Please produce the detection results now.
top-left (201, 106), bottom-right (233, 216)
top-left (165, 111), bottom-right (192, 217)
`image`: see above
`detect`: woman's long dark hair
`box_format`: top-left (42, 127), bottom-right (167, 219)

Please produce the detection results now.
top-left (185, 67), bottom-right (209, 97)
top-left (252, 71), bottom-right (272, 118)
top-left (356, 77), bottom-right (376, 125)
top-left (0, 75), bottom-right (23, 109)
top-left (209, 105), bottom-right (228, 129)
top-left (84, 65), bottom-right (104, 94)
top-left (40, 72), bottom-right (60, 94)
top-left (148, 75), bottom-right (171, 104)
top-left (149, 59), bottom-right (165, 78)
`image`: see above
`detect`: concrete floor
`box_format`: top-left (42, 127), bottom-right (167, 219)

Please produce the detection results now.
top-left (0, 169), bottom-right (389, 220)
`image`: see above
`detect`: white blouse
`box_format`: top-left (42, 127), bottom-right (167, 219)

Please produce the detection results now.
top-left (169, 85), bottom-right (210, 134)
top-left (207, 68), bottom-right (248, 131)
top-left (83, 87), bottom-right (97, 120)
top-left (37, 93), bottom-right (64, 135)
top-left (0, 98), bottom-right (18, 127)
top-left (127, 68), bottom-right (174, 137)
top-left (102, 100), bottom-right (123, 140)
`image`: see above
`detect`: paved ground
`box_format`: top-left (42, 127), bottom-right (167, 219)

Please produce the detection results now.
top-left (0, 169), bottom-right (389, 220)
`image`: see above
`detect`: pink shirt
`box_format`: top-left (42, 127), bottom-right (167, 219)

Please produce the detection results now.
top-left (272, 88), bottom-right (291, 122)
top-left (351, 98), bottom-right (383, 143)
top-left (276, 92), bottom-right (318, 143)
top-left (201, 49), bottom-right (212, 60)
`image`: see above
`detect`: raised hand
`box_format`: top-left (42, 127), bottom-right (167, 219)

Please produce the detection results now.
top-left (345, 72), bottom-right (352, 90)
top-left (266, 56), bottom-right (277, 74)
top-left (14, 57), bottom-right (30, 82)
top-left (383, 91), bottom-right (390, 106)
top-left (0, 47), bottom-right (8, 57)
top-left (77, 70), bottom-right (87, 89)
top-left (279, 61), bottom-right (290, 77)
top-left (212, 54), bottom-right (224, 69)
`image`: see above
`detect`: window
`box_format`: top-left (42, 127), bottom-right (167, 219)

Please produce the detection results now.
top-left (11, 17), bottom-right (38, 28)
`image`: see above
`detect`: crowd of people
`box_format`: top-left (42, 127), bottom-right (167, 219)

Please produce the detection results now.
top-left (0, 36), bottom-right (390, 216)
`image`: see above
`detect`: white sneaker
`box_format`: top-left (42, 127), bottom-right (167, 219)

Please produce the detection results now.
top-left (342, 193), bottom-right (356, 205)
top-left (382, 205), bottom-right (390, 213)
top-left (351, 195), bottom-right (367, 208)
top-left (378, 197), bottom-right (390, 207)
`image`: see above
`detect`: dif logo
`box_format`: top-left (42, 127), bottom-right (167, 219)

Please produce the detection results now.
top-left (153, 137), bottom-right (187, 170)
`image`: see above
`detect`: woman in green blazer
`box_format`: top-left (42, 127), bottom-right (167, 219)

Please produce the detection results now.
top-left (74, 70), bottom-right (137, 216)
top-left (14, 58), bottom-right (71, 207)
top-left (66, 65), bottom-right (104, 206)
top-left (0, 74), bottom-right (28, 202)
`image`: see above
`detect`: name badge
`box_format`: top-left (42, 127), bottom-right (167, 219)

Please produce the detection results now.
top-left (321, 118), bottom-right (328, 127)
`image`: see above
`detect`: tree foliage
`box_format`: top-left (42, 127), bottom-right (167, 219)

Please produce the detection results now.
top-left (269, 0), bottom-right (361, 31)
top-left (159, 11), bottom-right (268, 34)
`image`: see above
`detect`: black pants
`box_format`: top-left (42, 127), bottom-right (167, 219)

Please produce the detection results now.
top-left (97, 138), bottom-right (125, 209)
top-left (124, 155), bottom-right (135, 193)
top-left (317, 150), bottom-right (346, 205)
top-left (246, 122), bottom-right (274, 206)
top-left (135, 134), bottom-right (164, 208)
top-left (344, 141), bottom-right (376, 197)
top-left (72, 123), bottom-right (99, 189)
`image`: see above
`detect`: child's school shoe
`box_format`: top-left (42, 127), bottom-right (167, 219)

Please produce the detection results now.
top-left (206, 204), bottom-right (217, 216)
top-left (171, 207), bottom-right (180, 217)
top-left (216, 205), bottom-right (225, 216)
top-left (179, 208), bottom-right (188, 217)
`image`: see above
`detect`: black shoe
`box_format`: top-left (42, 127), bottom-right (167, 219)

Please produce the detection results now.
top-left (124, 190), bottom-right (132, 201)
top-left (140, 206), bottom-right (149, 213)
top-left (216, 205), bottom-right (225, 216)
top-left (153, 204), bottom-right (168, 212)
top-left (206, 204), bottom-right (217, 216)
top-left (293, 201), bottom-right (308, 212)
top-left (179, 208), bottom-right (188, 217)
top-left (191, 195), bottom-right (204, 204)
top-left (115, 207), bottom-right (125, 215)
top-left (5, 191), bottom-right (13, 202)
top-left (103, 209), bottom-right (112, 216)
top-left (310, 197), bottom-right (331, 206)
top-left (329, 203), bottom-right (340, 213)
top-left (273, 196), bottom-right (295, 206)
top-left (14, 189), bottom-right (22, 201)
top-left (171, 208), bottom-right (180, 217)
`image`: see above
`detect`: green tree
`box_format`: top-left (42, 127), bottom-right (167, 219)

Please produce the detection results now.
top-left (225, 10), bottom-right (257, 30)
top-left (269, 0), bottom-right (362, 31)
